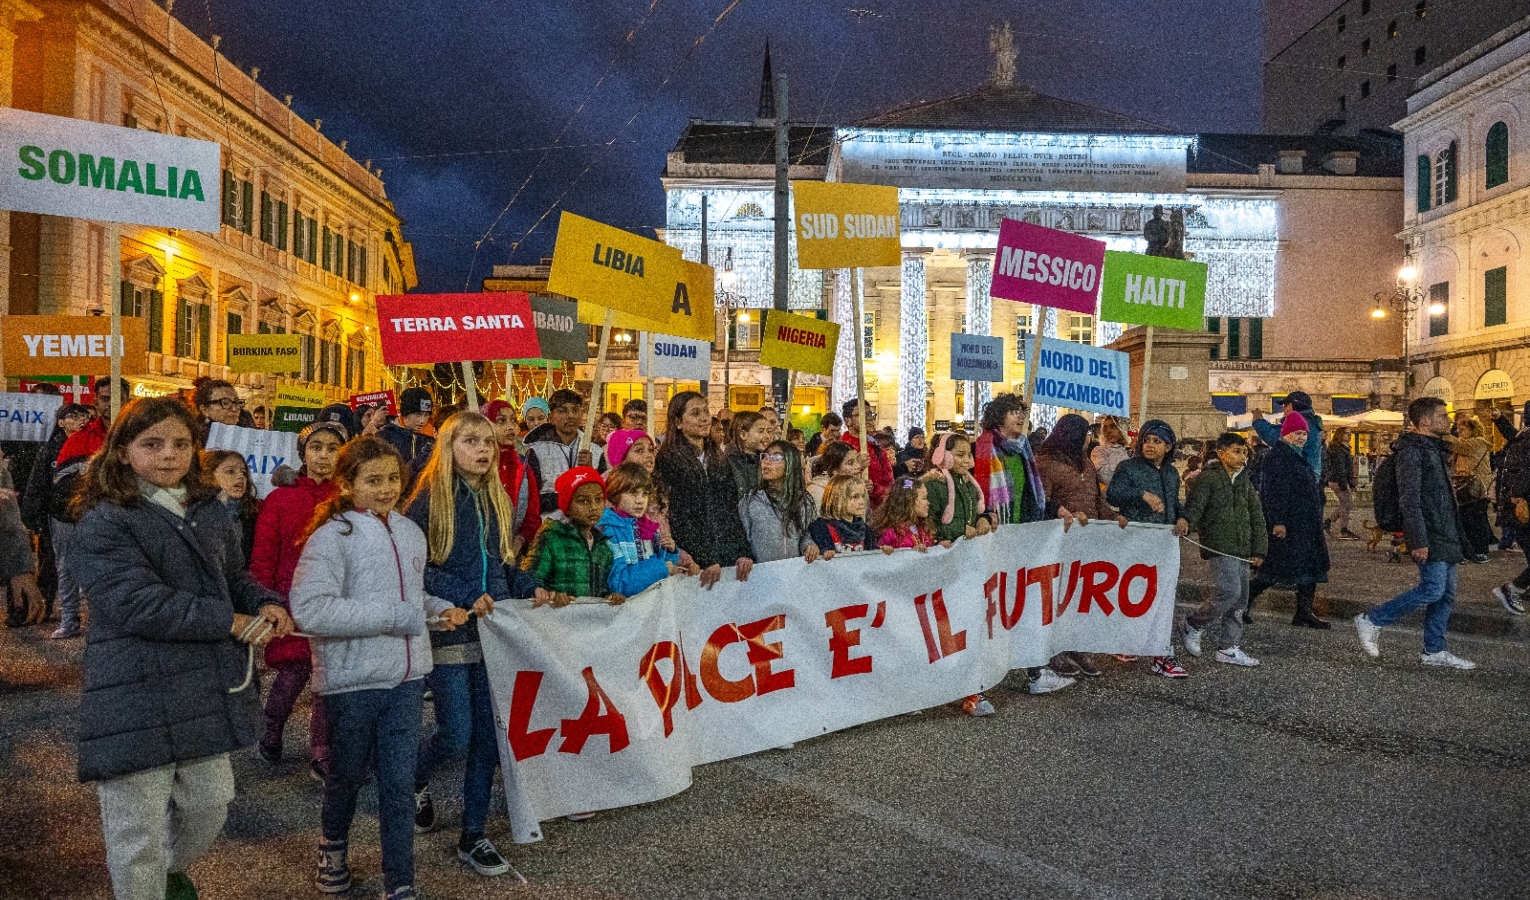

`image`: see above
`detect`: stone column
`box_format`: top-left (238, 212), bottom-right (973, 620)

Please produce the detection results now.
top-left (897, 250), bottom-right (927, 442)
top-left (963, 251), bottom-right (993, 425)
top-left (830, 268), bottom-right (859, 410)
top-left (0, 0), bottom-right (44, 382)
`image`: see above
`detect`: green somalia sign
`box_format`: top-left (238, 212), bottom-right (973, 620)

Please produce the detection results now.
top-left (1098, 250), bottom-right (1209, 330)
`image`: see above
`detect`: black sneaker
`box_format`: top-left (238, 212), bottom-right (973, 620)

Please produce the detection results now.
top-left (414, 786), bottom-right (436, 834)
top-left (457, 834), bottom-right (512, 877)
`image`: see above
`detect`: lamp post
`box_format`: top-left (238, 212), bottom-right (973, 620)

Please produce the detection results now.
top-left (1371, 263), bottom-right (1444, 401)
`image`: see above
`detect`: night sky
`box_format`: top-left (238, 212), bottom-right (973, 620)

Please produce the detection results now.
top-left (178, 0), bottom-right (1317, 292)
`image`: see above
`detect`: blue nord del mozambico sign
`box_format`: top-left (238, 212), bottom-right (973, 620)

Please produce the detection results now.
top-left (0, 107), bottom-right (222, 232)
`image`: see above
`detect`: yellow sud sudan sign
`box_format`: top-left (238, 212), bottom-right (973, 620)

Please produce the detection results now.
top-left (791, 181), bottom-right (902, 270)
top-left (547, 211), bottom-right (682, 322)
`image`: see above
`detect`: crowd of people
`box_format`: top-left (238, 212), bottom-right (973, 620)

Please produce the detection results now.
top-left (1, 374), bottom-right (1525, 900)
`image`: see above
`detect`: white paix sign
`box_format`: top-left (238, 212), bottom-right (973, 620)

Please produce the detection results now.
top-left (639, 334), bottom-right (711, 382)
top-left (837, 128), bottom-right (1191, 194)
top-left (0, 108), bottom-right (221, 231)
top-left (0, 392), bottom-right (62, 442)
top-left (205, 423), bottom-right (299, 499)
top-left (478, 519), bottom-right (1178, 842)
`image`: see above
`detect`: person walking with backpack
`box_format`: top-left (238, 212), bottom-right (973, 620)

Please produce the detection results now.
top-left (1492, 401), bottom-right (1530, 615)
top-left (1355, 397), bottom-right (1476, 669)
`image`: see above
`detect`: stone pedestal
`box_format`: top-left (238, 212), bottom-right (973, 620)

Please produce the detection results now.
top-left (1107, 326), bottom-right (1226, 440)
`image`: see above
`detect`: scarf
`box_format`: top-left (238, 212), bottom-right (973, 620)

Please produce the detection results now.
top-left (974, 429), bottom-right (1045, 525)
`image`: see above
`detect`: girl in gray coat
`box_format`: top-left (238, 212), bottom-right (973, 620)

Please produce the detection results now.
top-left (71, 398), bottom-right (292, 900)
top-left (739, 440), bottom-right (820, 564)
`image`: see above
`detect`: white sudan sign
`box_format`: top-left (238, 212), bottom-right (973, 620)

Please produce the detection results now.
top-left (0, 108), bottom-right (221, 232)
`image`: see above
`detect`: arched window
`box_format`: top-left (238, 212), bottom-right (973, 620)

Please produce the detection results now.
top-left (1486, 121), bottom-right (1509, 189)
top-left (1433, 141), bottom-right (1457, 207)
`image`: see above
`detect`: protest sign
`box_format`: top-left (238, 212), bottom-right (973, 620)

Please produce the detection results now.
top-left (639, 335), bottom-right (711, 381)
top-left (949, 334), bottom-right (1005, 382)
top-left (514, 297), bottom-right (588, 364)
top-left (547, 212), bottom-right (682, 322)
top-left (349, 390), bottom-right (397, 416)
top-left (991, 219), bottom-right (1105, 315)
top-left (375, 293), bottom-right (540, 365)
top-left (227, 334), bottom-right (302, 374)
top-left (205, 423), bottom-right (299, 498)
top-left (791, 181), bottom-right (902, 269)
top-left (2, 315), bottom-right (148, 377)
top-left (274, 385), bottom-right (324, 408)
top-left (1098, 251), bottom-right (1208, 330)
top-left (270, 385), bottom-right (325, 434)
top-left (0, 108), bottom-right (221, 231)
top-left (1028, 336), bottom-right (1131, 417)
top-left (478, 519), bottom-right (1178, 842)
top-left (18, 378), bottom-right (93, 405)
top-left (0, 392), bottom-right (63, 442)
top-left (575, 258), bottom-right (716, 343)
top-left (758, 311), bottom-right (840, 376)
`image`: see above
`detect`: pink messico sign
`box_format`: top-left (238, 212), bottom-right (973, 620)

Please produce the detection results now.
top-left (990, 219), bottom-right (1106, 315)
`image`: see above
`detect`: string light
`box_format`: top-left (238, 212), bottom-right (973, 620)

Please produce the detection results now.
top-left (963, 252), bottom-right (993, 417)
top-left (831, 268), bottom-right (860, 407)
top-left (897, 251), bottom-right (927, 443)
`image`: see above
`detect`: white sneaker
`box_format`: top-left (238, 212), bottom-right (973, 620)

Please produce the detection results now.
top-left (1353, 613), bottom-right (1381, 658)
top-left (1180, 619), bottom-right (1204, 657)
top-left (1027, 668), bottom-right (1075, 694)
top-left (1214, 647), bottom-right (1260, 667)
top-left (1492, 583), bottom-right (1527, 616)
top-left (1421, 650), bottom-right (1477, 670)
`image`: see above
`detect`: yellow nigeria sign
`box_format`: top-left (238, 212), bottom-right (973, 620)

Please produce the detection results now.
top-left (577, 258), bottom-right (716, 342)
top-left (227, 333), bottom-right (302, 373)
top-left (548, 211), bottom-right (681, 322)
top-left (792, 181), bottom-right (902, 270)
top-left (758, 310), bottom-right (840, 376)
top-left (274, 384), bottom-right (325, 408)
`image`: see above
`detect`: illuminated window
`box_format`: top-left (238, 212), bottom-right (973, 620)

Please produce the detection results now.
top-left (1067, 314), bottom-right (1094, 345)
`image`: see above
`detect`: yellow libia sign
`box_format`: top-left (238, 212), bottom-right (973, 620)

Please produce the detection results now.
top-left (548, 211), bottom-right (682, 322)
top-left (227, 334), bottom-right (302, 373)
top-left (577, 258), bottom-right (716, 342)
top-left (758, 310), bottom-right (841, 376)
top-left (791, 181), bottom-right (902, 270)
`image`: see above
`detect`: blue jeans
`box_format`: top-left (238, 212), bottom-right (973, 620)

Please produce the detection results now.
top-left (322, 680), bottom-right (424, 894)
top-left (415, 660), bottom-right (498, 837)
top-left (1366, 561), bottom-right (1457, 654)
top-left (51, 518), bottom-right (83, 630)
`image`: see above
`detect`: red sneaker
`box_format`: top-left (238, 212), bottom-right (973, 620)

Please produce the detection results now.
top-left (1152, 656), bottom-right (1189, 679)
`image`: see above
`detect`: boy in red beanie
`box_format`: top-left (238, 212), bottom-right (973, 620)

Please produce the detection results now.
top-left (522, 467), bottom-right (624, 607)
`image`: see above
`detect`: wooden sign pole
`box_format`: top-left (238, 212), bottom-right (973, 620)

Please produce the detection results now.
top-left (581, 308), bottom-right (615, 452)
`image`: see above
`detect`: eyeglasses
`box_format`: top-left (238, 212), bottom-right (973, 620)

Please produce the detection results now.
top-left (762, 453), bottom-right (786, 462)
top-left (209, 397), bottom-right (246, 410)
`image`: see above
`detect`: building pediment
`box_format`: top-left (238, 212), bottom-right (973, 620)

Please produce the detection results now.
top-left (123, 253), bottom-right (167, 284)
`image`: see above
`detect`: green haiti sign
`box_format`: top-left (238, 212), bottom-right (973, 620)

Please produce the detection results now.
top-left (0, 108), bottom-right (221, 232)
top-left (1098, 251), bottom-right (1208, 330)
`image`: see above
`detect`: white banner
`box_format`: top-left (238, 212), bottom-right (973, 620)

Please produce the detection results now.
top-left (480, 520), bottom-right (1178, 842)
top-left (205, 423), bottom-right (299, 499)
top-left (0, 391), bottom-right (62, 442)
top-left (639, 334), bottom-right (712, 381)
top-left (0, 108), bottom-right (221, 231)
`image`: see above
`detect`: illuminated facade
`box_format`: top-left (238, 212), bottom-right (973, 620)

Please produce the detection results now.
top-left (0, 0), bottom-right (416, 407)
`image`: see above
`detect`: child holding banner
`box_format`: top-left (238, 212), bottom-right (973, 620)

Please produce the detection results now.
top-left (872, 478), bottom-right (944, 552)
top-left (808, 475), bottom-right (880, 557)
top-left (923, 432), bottom-right (991, 544)
top-left (523, 467), bottom-right (622, 608)
top-left (601, 463), bottom-right (690, 596)
top-left (739, 441), bottom-right (819, 564)
top-left (289, 436), bottom-right (468, 900)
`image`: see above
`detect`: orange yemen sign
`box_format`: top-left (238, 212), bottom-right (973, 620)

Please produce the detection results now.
top-left (3, 315), bottom-right (148, 376)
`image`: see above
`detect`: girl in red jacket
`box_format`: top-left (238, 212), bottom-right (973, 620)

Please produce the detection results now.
top-left (250, 421), bottom-right (344, 778)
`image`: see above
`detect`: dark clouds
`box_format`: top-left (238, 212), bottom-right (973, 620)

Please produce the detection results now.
top-left (183, 0), bottom-right (1266, 291)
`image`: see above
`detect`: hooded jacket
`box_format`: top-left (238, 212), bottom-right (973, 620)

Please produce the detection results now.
top-left (1106, 454), bottom-right (1182, 525)
top-left (249, 472), bottom-right (337, 668)
top-left (808, 516), bottom-right (879, 553)
top-left (521, 517), bottom-right (615, 597)
top-left (598, 507), bottom-right (678, 597)
top-left (525, 422), bottom-right (605, 514)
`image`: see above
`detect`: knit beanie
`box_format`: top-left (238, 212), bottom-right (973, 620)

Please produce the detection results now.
top-left (1281, 413), bottom-right (1310, 438)
top-left (555, 466), bottom-right (604, 514)
top-left (1137, 419), bottom-right (1177, 453)
top-left (481, 399), bottom-right (514, 426)
top-left (605, 429), bottom-right (651, 468)
top-left (521, 397), bottom-right (551, 418)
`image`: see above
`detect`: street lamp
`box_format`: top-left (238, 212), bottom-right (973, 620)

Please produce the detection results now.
top-left (1371, 262), bottom-right (1443, 399)
top-left (717, 248), bottom-right (750, 407)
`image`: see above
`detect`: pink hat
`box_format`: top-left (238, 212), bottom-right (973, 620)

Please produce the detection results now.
top-left (605, 429), bottom-right (651, 467)
top-left (1280, 413), bottom-right (1309, 438)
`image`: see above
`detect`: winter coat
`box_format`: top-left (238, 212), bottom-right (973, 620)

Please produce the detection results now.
top-left (880, 522), bottom-right (935, 550)
top-left (1322, 441), bottom-right (1356, 491)
top-left (842, 432), bottom-right (893, 508)
top-left (0, 456), bottom-right (35, 581)
top-left (72, 496), bottom-right (282, 782)
top-left (289, 510), bottom-right (454, 696)
top-left (406, 478), bottom-right (541, 651)
top-left (1392, 430), bottom-right (1466, 565)
top-left (496, 443), bottom-right (542, 551)
top-left (1254, 441), bottom-right (1330, 585)
top-left (893, 445), bottom-right (927, 480)
top-left (598, 507), bottom-right (678, 597)
top-left (1499, 428), bottom-right (1530, 514)
top-left (923, 472), bottom-right (983, 543)
top-left (738, 489), bottom-right (815, 563)
top-left (1035, 452), bottom-right (1110, 521)
top-left (1184, 460), bottom-right (1267, 560)
top-left (1252, 410), bottom-right (1323, 478)
top-left (20, 426), bottom-right (67, 532)
top-left (1106, 456), bottom-right (1182, 525)
top-left (521, 518), bottom-right (615, 597)
top-left (525, 423), bottom-right (605, 514)
top-left (249, 473), bottom-right (336, 668)
top-left (379, 421), bottom-right (436, 488)
top-left (50, 417), bottom-right (106, 523)
top-left (654, 446), bottom-right (754, 569)
top-left (808, 516), bottom-right (879, 553)
top-left (726, 448), bottom-right (762, 500)
top-left (1090, 442), bottom-right (1131, 488)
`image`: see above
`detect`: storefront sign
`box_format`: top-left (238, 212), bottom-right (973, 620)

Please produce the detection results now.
top-left (0, 392), bottom-right (63, 442)
top-left (991, 220), bottom-right (1104, 315)
top-left (1098, 250), bottom-right (1208, 329)
top-left (791, 181), bottom-right (902, 269)
top-left (949, 334), bottom-right (1005, 382)
top-left (575, 258), bottom-right (716, 343)
top-left (349, 390), bottom-right (397, 416)
top-left (547, 212), bottom-right (682, 322)
top-left (0, 107), bottom-right (221, 231)
top-left (1028, 337), bottom-right (1130, 417)
top-left (639, 335), bottom-right (712, 382)
top-left (1422, 376), bottom-right (1454, 405)
top-left (2, 315), bottom-right (148, 376)
top-left (1475, 369), bottom-right (1514, 400)
top-left (374, 292), bottom-right (541, 365)
top-left (227, 333), bottom-right (302, 373)
top-left (758, 311), bottom-right (841, 376)
top-left (205, 423), bottom-right (299, 498)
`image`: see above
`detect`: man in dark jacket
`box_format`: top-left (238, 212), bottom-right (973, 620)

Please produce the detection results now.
top-left (1355, 397), bottom-right (1475, 668)
top-left (1323, 427), bottom-right (1359, 540)
top-left (1491, 401), bottom-right (1530, 615)
top-left (379, 387), bottom-right (436, 490)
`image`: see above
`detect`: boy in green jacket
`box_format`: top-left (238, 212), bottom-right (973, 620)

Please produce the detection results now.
top-left (1182, 432), bottom-right (1269, 667)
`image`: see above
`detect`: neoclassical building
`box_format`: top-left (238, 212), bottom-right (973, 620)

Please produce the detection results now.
top-left (0, 0), bottom-right (415, 407)
top-left (1397, 15), bottom-right (1530, 423)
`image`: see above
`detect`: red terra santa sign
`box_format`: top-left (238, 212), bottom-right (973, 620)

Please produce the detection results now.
top-left (374, 293), bottom-right (541, 366)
